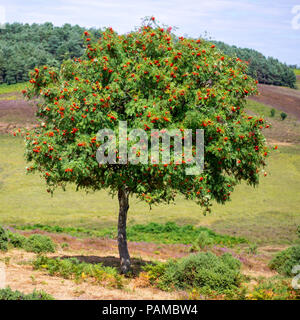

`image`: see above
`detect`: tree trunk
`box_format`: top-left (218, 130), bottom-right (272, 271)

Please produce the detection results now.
top-left (117, 188), bottom-right (131, 274)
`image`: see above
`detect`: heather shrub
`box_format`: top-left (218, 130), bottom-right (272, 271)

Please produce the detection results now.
top-left (145, 252), bottom-right (242, 293)
top-left (1, 228), bottom-right (56, 253)
top-left (7, 231), bottom-right (27, 248)
top-left (269, 245), bottom-right (300, 276)
top-left (24, 234), bottom-right (56, 253)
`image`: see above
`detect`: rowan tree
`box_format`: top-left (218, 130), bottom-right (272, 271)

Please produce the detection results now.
top-left (23, 17), bottom-right (269, 273)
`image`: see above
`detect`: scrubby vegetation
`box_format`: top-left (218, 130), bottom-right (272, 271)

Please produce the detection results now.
top-left (15, 222), bottom-right (247, 246)
top-left (280, 112), bottom-right (288, 121)
top-left (23, 234), bottom-right (56, 253)
top-left (143, 252), bottom-right (242, 293)
top-left (246, 276), bottom-right (300, 300)
top-left (0, 226), bottom-right (55, 253)
top-left (0, 287), bottom-right (54, 300)
top-left (213, 41), bottom-right (296, 88)
top-left (32, 256), bottom-right (124, 289)
top-left (269, 245), bottom-right (300, 276)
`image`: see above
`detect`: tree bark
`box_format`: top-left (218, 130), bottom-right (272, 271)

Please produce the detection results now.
top-left (117, 188), bottom-right (131, 274)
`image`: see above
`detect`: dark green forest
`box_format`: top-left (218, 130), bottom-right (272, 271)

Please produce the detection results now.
top-left (213, 41), bottom-right (296, 88)
top-left (0, 22), bottom-right (101, 84)
top-left (0, 22), bottom-right (296, 88)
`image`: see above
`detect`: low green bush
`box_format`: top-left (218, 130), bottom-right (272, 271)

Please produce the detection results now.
top-left (24, 234), bottom-right (56, 253)
top-left (0, 287), bottom-right (54, 300)
top-left (270, 108), bottom-right (276, 117)
top-left (269, 245), bottom-right (300, 276)
top-left (0, 225), bottom-right (56, 253)
top-left (280, 112), bottom-right (287, 120)
top-left (7, 231), bottom-right (27, 248)
top-left (143, 262), bottom-right (167, 285)
top-left (144, 252), bottom-right (242, 293)
top-left (33, 256), bottom-right (124, 289)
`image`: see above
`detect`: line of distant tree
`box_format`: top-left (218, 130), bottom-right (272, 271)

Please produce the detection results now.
top-left (0, 22), bottom-right (297, 88)
top-left (213, 41), bottom-right (296, 88)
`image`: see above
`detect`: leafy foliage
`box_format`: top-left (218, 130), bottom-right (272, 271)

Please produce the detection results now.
top-left (33, 256), bottom-right (124, 288)
top-left (213, 41), bottom-right (296, 88)
top-left (269, 245), bottom-right (300, 276)
top-left (22, 18), bottom-right (269, 212)
top-left (144, 252), bottom-right (242, 292)
top-left (0, 287), bottom-right (54, 300)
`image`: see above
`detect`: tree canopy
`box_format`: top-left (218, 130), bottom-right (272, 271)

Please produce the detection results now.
top-left (22, 18), bottom-right (270, 272)
top-left (0, 22), bottom-right (296, 88)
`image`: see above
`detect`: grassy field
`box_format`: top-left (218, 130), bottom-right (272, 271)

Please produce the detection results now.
top-left (293, 69), bottom-right (300, 90)
top-left (294, 69), bottom-right (300, 76)
top-left (0, 83), bottom-right (26, 95)
top-left (0, 135), bottom-right (300, 245)
top-left (246, 99), bottom-right (279, 118)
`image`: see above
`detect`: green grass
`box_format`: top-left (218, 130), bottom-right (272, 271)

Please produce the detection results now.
top-left (0, 83), bottom-right (26, 95)
top-left (294, 69), bottom-right (300, 90)
top-left (14, 222), bottom-right (247, 246)
top-left (294, 69), bottom-right (300, 76)
top-left (296, 77), bottom-right (300, 91)
top-left (0, 95), bottom-right (19, 101)
top-left (0, 135), bottom-right (300, 245)
top-left (246, 99), bottom-right (285, 120)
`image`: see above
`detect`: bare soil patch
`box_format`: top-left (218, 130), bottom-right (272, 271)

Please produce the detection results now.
top-left (0, 249), bottom-right (179, 300)
top-left (250, 84), bottom-right (300, 121)
top-left (0, 98), bottom-right (37, 133)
